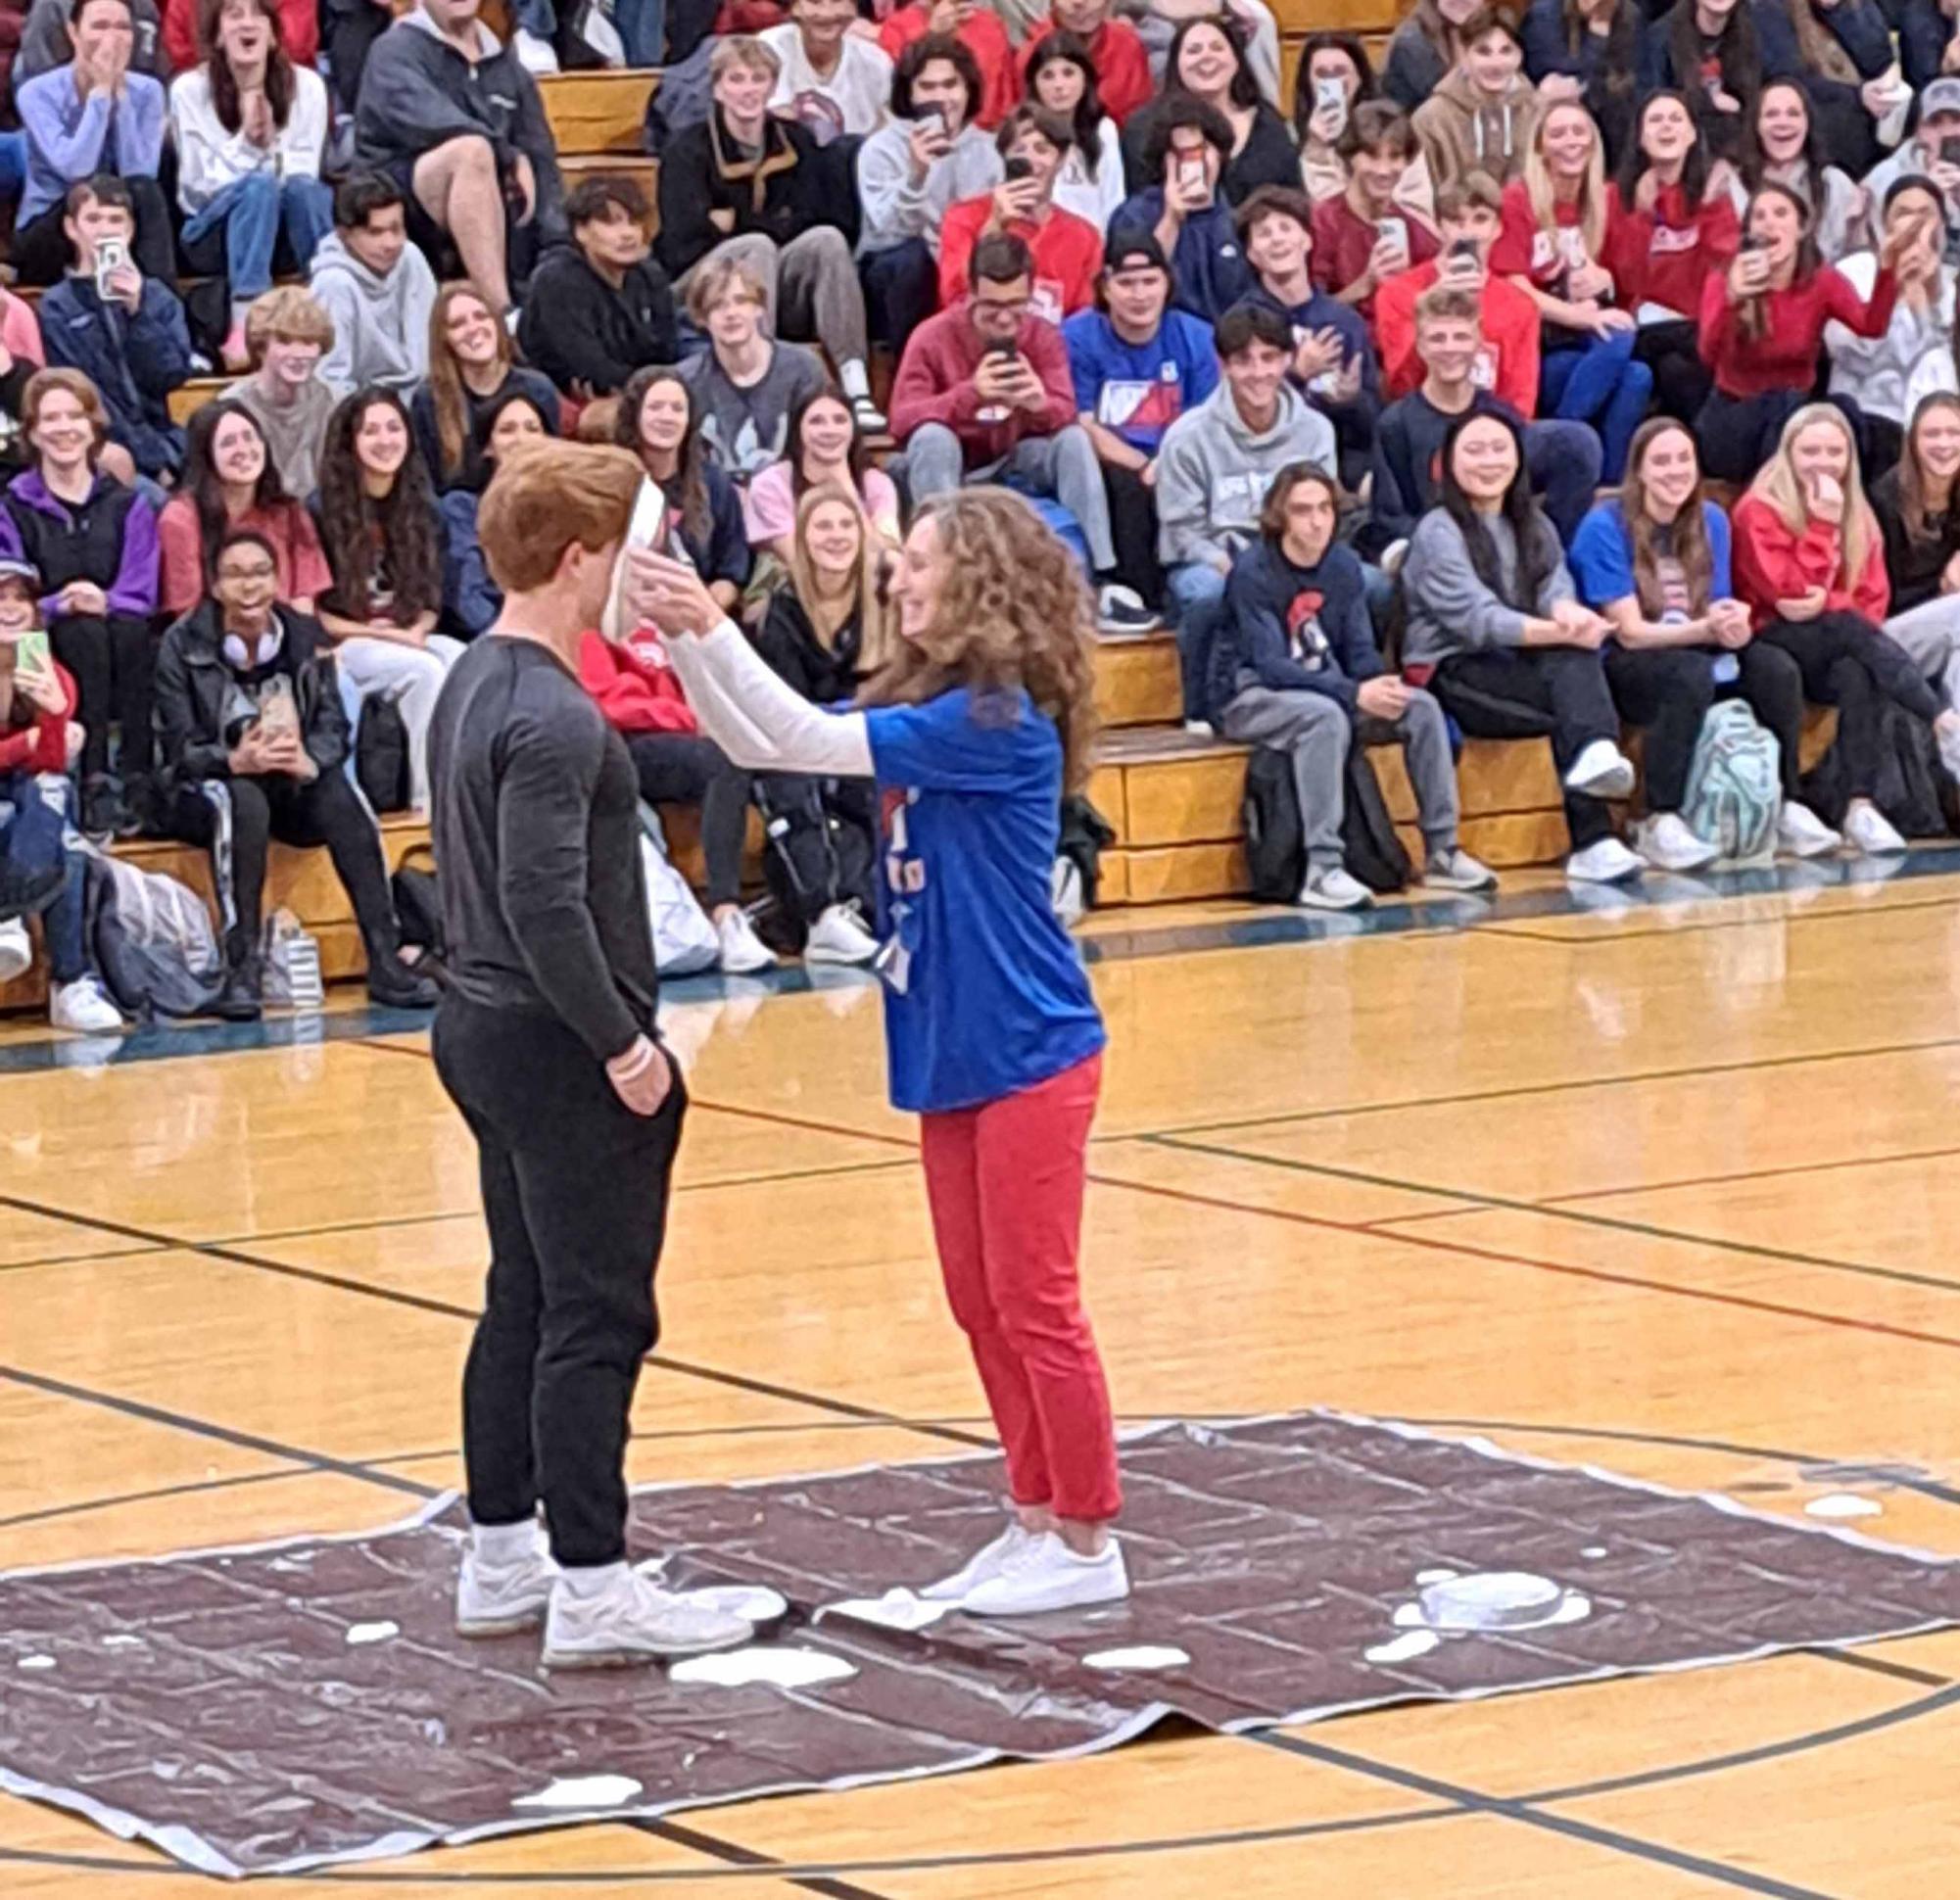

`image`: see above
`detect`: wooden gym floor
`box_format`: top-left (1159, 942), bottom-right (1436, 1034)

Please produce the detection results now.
top-left (5, 861), bottom-right (1960, 1896)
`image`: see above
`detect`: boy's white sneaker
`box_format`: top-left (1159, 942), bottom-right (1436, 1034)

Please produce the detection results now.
top-left (542, 1566), bottom-right (754, 1669)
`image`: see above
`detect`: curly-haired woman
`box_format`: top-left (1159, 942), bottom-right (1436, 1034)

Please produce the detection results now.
top-left (642, 490), bottom-right (1125, 1620)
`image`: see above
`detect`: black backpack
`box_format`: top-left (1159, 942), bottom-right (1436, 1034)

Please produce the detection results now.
top-left (1799, 701), bottom-right (1958, 838)
top-left (1056, 794), bottom-right (1117, 912)
top-left (754, 779), bottom-right (876, 941)
top-left (1242, 745), bottom-right (1411, 903)
top-left (355, 697), bottom-right (411, 815)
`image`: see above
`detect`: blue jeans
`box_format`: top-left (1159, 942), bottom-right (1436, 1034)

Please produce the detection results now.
top-left (182, 171), bottom-right (336, 300)
top-left (1539, 330), bottom-right (1652, 486)
top-left (1167, 559), bottom-right (1228, 722)
top-left (614, 0), bottom-right (664, 63)
top-left (1522, 419), bottom-right (1603, 546)
top-left (0, 772), bottom-right (85, 984)
top-left (0, 131), bottom-right (25, 200)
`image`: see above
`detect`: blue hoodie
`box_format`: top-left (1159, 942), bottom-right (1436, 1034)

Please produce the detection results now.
top-left (1208, 537), bottom-right (1381, 723)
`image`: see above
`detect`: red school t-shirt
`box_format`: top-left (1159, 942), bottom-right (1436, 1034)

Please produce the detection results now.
top-left (1490, 178), bottom-right (1602, 293)
top-left (1309, 195), bottom-right (1440, 321)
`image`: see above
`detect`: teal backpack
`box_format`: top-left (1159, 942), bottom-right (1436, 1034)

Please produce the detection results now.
top-left (1683, 700), bottom-right (1780, 865)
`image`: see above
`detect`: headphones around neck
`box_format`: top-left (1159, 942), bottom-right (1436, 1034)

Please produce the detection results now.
top-left (222, 626), bottom-right (282, 670)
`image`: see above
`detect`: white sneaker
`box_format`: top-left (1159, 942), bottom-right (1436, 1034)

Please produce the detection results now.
top-left (920, 1520), bottom-right (1035, 1602)
top-left (716, 908), bottom-right (776, 975)
top-left (1298, 865), bottom-right (1373, 911)
top-left (1420, 846), bottom-right (1497, 892)
top-left (961, 1532), bottom-right (1130, 1617)
top-left (1635, 812), bottom-right (1719, 872)
top-left (1095, 583), bottom-right (1158, 634)
top-left (49, 975), bottom-right (124, 1033)
top-left (0, 918), bottom-right (30, 982)
top-left (1777, 799), bottom-right (1840, 858)
top-left (849, 394), bottom-right (888, 436)
top-left (1564, 738), bottom-right (1637, 799)
top-left (456, 1545), bottom-right (559, 1638)
top-left (1564, 836), bottom-right (1644, 883)
top-left (542, 1566), bottom-right (754, 1669)
top-left (1843, 799), bottom-right (1907, 856)
top-left (804, 901), bottom-right (880, 965)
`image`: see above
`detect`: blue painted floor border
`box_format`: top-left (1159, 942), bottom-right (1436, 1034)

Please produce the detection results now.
top-left (7, 842), bottom-right (1960, 1076)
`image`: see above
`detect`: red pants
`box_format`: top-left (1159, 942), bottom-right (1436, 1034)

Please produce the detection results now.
top-left (919, 1053), bottom-right (1121, 1522)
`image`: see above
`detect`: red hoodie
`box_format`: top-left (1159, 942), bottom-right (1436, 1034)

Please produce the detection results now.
top-left (1374, 260), bottom-right (1542, 416)
top-left (0, 657), bottom-right (75, 775)
top-left (881, 3), bottom-right (1018, 126)
top-left (1698, 266), bottom-right (1898, 400)
top-left (1606, 182), bottom-right (1739, 320)
top-left (937, 196), bottom-right (1101, 321)
top-left (1015, 15), bottom-right (1153, 123)
top-left (577, 630), bottom-right (699, 736)
top-left (1731, 492), bottom-right (1888, 630)
top-left (889, 301), bottom-right (1076, 463)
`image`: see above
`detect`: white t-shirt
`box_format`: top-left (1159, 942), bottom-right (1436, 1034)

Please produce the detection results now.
top-left (760, 24), bottom-right (892, 141)
top-left (1050, 118), bottom-right (1125, 235)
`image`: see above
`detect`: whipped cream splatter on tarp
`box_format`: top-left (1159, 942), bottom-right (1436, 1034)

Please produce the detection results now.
top-left (3, 1410), bottom-right (1958, 1878)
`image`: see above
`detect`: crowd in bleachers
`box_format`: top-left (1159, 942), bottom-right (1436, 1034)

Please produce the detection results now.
top-left (8, 0), bottom-right (1960, 1029)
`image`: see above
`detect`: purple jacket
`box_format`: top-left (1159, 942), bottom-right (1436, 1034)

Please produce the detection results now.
top-left (0, 466), bottom-right (160, 622)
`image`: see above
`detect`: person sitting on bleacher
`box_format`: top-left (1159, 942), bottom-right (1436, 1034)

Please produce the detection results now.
top-left (889, 231), bottom-right (1155, 633)
top-left (1411, 5), bottom-right (1540, 192)
top-left (310, 173), bottom-right (439, 401)
top-left (518, 175), bottom-right (677, 402)
top-left (1309, 102), bottom-right (1437, 327)
top-left (414, 281), bottom-right (559, 493)
top-left (15, 0), bottom-right (172, 285)
top-left (743, 384), bottom-right (900, 566)
top-left (439, 385), bottom-right (549, 636)
top-left (0, 558), bottom-right (127, 1030)
top-left (856, 35), bottom-right (1002, 349)
top-left (938, 103), bottom-right (1102, 323)
top-left (1016, 0), bottom-right (1151, 127)
top-left (0, 368), bottom-right (158, 839)
top-left (16, 0), bottom-right (166, 92)
top-left (1064, 226), bottom-right (1217, 616)
top-left (762, 0), bottom-right (892, 142)
top-left (1023, 33), bottom-right (1123, 232)
top-left (656, 37), bottom-right (884, 433)
top-left (311, 388), bottom-right (461, 812)
top-left (0, 284), bottom-right (45, 488)
top-left (234, 286), bottom-right (336, 499)
top-left (153, 526), bottom-right (439, 1020)
top-left (880, 0), bottom-right (1015, 130)
top-left (161, 0), bottom-right (308, 70)
top-left (1402, 406), bottom-right (1644, 885)
top-left (168, 0), bottom-right (332, 368)
top-left (158, 399), bottom-right (330, 616)
top-left (1213, 460), bottom-right (1495, 909)
top-left (353, 0), bottom-right (563, 319)
top-left (1155, 300), bottom-right (1335, 717)
top-left (1123, 15), bottom-right (1297, 207)
top-left (1114, 95), bottom-right (1253, 322)
top-left (41, 173), bottom-right (190, 479)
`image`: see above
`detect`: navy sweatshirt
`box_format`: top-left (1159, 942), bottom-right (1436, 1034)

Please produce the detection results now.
top-left (1362, 388), bottom-right (1529, 559)
top-left (1209, 536), bottom-right (1381, 722)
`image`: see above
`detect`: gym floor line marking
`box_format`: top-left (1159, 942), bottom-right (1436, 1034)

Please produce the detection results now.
top-left (1471, 886), bottom-right (1960, 947)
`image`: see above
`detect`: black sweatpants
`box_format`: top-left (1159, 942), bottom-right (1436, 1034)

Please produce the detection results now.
top-left (1102, 460), bottom-right (1165, 607)
top-left (1603, 641), bottom-right (1807, 808)
top-left (434, 992), bottom-right (687, 1569)
top-left (1697, 389), bottom-right (1864, 485)
top-left (1756, 612), bottom-right (1945, 799)
top-left (1634, 320), bottom-right (1711, 425)
top-left (627, 731), bottom-right (751, 910)
top-left (162, 769), bottom-right (397, 964)
top-left (54, 613), bottom-right (154, 781)
top-left (1429, 646), bottom-right (1621, 849)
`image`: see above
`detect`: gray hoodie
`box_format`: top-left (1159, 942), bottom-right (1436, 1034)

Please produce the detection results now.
top-left (856, 119), bottom-right (1003, 260)
top-left (309, 230), bottom-right (440, 400)
top-left (1154, 380), bottom-right (1336, 568)
top-left (1402, 507), bottom-right (1574, 668)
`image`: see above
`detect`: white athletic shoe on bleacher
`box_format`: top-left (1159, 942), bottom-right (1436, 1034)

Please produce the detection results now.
top-left (804, 901), bottom-right (880, 965)
top-left (1843, 799), bottom-right (1907, 856)
top-left (49, 975), bottom-right (124, 1033)
top-left (716, 909), bottom-right (776, 974)
top-left (542, 1567), bottom-right (753, 1668)
top-left (456, 1545), bottom-right (559, 1638)
top-left (1563, 738), bottom-right (1637, 799)
top-left (0, 918), bottom-right (30, 982)
top-left (961, 1532), bottom-right (1129, 1617)
top-left (1298, 865), bottom-right (1372, 911)
top-left (1777, 800), bottom-right (1840, 858)
top-left (919, 1521), bottom-right (1035, 1601)
top-left (1634, 813), bottom-right (1718, 872)
top-left (1564, 837), bottom-right (1644, 883)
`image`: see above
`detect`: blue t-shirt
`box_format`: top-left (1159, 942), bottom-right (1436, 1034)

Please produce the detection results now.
top-left (1063, 309), bottom-right (1220, 454)
top-left (864, 687), bottom-right (1106, 1115)
top-left (1568, 499), bottom-right (1733, 613)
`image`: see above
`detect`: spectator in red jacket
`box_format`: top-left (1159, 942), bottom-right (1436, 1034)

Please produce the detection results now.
top-left (1014, 0), bottom-right (1151, 125)
top-left (1375, 168), bottom-right (1541, 413)
top-left (1697, 180), bottom-right (1904, 482)
top-left (1732, 401), bottom-right (1960, 854)
top-left (880, 0), bottom-right (1015, 128)
top-left (1310, 100), bottom-right (1438, 326)
top-left (937, 103), bottom-right (1101, 323)
top-left (892, 230), bottom-right (1151, 631)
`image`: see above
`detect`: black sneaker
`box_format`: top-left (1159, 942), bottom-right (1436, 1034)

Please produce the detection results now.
top-left (210, 958), bottom-right (263, 1023)
top-left (1094, 584), bottom-right (1159, 635)
top-left (0, 858), bottom-right (63, 923)
top-left (80, 773), bottom-right (123, 842)
top-left (367, 956), bottom-right (439, 1010)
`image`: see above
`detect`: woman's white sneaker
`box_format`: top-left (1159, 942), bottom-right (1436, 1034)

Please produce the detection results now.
top-left (456, 1546), bottom-right (560, 1638)
top-left (542, 1566), bottom-right (754, 1668)
top-left (1777, 799), bottom-right (1840, 858)
top-left (804, 901), bottom-right (880, 965)
top-left (1564, 739), bottom-right (1637, 799)
top-left (1564, 836), bottom-right (1644, 883)
top-left (1634, 812), bottom-right (1718, 872)
top-left (1842, 799), bottom-right (1907, 856)
top-left (919, 1521), bottom-right (1035, 1602)
top-left (716, 909), bottom-right (776, 974)
top-left (961, 1532), bottom-right (1129, 1617)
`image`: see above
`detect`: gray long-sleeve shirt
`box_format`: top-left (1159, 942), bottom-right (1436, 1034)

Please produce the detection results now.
top-left (429, 635), bottom-right (654, 1065)
top-left (1401, 507), bottom-right (1574, 668)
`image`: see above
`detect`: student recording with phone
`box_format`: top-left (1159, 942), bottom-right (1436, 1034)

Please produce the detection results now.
top-left (1023, 32), bottom-right (1123, 232)
top-left (1116, 100), bottom-right (1253, 322)
top-left (1856, 75), bottom-right (1960, 262)
top-left (1121, 15), bottom-right (1295, 207)
top-left (878, 0), bottom-right (1016, 130)
top-left (1309, 102), bottom-right (1438, 324)
top-left (1697, 179), bottom-right (1902, 481)
top-left (1293, 30), bottom-right (1381, 202)
top-left (13, 0), bottom-right (173, 287)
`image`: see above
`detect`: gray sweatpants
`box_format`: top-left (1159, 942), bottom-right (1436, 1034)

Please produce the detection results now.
top-left (898, 421), bottom-right (1117, 572)
top-left (678, 226), bottom-right (867, 367)
top-left (1219, 683), bottom-right (1458, 873)
top-left (1883, 593), bottom-right (1960, 714)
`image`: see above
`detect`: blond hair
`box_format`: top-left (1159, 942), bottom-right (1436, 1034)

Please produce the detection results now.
top-left (858, 491), bottom-right (1098, 792)
top-left (787, 482), bottom-right (890, 669)
top-left (685, 253), bottom-right (769, 327)
top-left (480, 442), bottom-right (643, 594)
top-left (245, 286), bottom-right (334, 367)
top-left (1521, 102), bottom-right (1608, 262)
top-left (709, 33), bottom-right (779, 82)
top-left (1743, 402), bottom-right (1877, 592)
